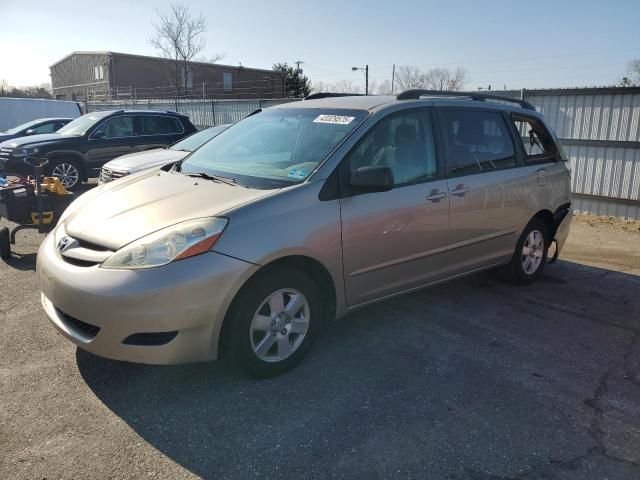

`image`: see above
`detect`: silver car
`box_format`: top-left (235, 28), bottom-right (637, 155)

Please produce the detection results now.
top-left (98, 124), bottom-right (230, 183)
top-left (37, 91), bottom-right (572, 377)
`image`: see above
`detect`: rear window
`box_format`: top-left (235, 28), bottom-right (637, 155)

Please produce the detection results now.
top-left (441, 109), bottom-right (516, 176)
top-left (511, 115), bottom-right (558, 162)
top-left (139, 116), bottom-right (183, 135)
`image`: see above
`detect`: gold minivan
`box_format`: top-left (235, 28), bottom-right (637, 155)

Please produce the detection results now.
top-left (37, 91), bottom-right (572, 377)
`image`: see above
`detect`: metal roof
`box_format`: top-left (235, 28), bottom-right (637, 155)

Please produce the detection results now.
top-left (49, 51), bottom-right (278, 75)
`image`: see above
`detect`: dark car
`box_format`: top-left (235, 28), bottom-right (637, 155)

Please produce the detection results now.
top-left (0, 110), bottom-right (196, 189)
top-left (0, 118), bottom-right (73, 143)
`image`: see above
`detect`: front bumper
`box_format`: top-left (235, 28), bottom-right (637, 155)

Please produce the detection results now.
top-left (37, 232), bottom-right (259, 364)
top-left (0, 153), bottom-right (32, 176)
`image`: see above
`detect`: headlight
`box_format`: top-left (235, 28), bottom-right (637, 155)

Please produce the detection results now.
top-left (101, 217), bottom-right (228, 269)
top-left (13, 146), bottom-right (39, 157)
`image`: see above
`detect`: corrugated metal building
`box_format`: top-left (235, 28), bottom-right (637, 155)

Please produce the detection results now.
top-left (50, 51), bottom-right (285, 101)
top-left (487, 87), bottom-right (640, 218)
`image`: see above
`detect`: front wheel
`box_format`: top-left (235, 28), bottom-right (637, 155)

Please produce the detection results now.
top-left (50, 159), bottom-right (83, 190)
top-left (504, 218), bottom-right (549, 285)
top-left (224, 267), bottom-right (321, 378)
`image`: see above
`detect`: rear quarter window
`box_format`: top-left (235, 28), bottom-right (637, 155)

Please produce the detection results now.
top-left (139, 116), bottom-right (184, 135)
top-left (510, 115), bottom-right (558, 163)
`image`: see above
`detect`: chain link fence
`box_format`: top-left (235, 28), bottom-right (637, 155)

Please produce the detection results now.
top-left (86, 97), bottom-right (298, 128)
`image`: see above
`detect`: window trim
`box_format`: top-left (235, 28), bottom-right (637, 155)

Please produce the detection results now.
top-left (510, 113), bottom-right (559, 165)
top-left (336, 106), bottom-right (444, 198)
top-left (436, 106), bottom-right (520, 179)
top-left (136, 115), bottom-right (185, 137)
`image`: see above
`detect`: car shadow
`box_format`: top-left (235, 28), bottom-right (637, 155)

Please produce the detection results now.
top-left (4, 251), bottom-right (37, 271)
top-left (76, 260), bottom-right (640, 479)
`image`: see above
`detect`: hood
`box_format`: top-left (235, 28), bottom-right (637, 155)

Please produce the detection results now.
top-left (1, 133), bottom-right (62, 149)
top-left (63, 169), bottom-right (276, 250)
top-left (104, 148), bottom-right (187, 173)
top-left (0, 133), bottom-right (17, 143)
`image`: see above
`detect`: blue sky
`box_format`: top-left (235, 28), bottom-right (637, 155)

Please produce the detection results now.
top-left (1, 0), bottom-right (639, 90)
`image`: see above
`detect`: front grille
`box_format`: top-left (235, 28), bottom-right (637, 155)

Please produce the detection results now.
top-left (0, 148), bottom-right (12, 159)
top-left (122, 331), bottom-right (179, 346)
top-left (57, 309), bottom-right (100, 339)
top-left (58, 234), bottom-right (113, 267)
top-left (99, 167), bottom-right (128, 183)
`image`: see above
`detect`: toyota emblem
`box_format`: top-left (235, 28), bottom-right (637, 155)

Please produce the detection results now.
top-left (57, 236), bottom-right (71, 252)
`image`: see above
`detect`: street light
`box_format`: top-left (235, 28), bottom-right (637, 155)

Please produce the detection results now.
top-left (352, 65), bottom-right (369, 95)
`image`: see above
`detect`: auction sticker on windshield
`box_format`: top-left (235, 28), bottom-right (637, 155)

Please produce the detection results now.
top-left (313, 115), bottom-right (355, 125)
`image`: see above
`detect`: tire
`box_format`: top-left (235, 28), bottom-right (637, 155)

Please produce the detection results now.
top-left (49, 158), bottom-right (83, 191)
top-left (0, 227), bottom-right (10, 260)
top-left (224, 267), bottom-right (322, 378)
top-left (504, 218), bottom-right (549, 285)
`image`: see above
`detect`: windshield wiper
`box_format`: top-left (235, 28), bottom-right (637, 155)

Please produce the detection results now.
top-left (186, 171), bottom-right (238, 186)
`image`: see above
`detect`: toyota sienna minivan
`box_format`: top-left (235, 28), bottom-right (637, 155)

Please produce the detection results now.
top-left (37, 91), bottom-right (572, 377)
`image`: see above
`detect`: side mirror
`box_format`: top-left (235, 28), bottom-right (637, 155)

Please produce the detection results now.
top-left (349, 166), bottom-right (394, 193)
top-left (92, 130), bottom-right (105, 140)
top-left (25, 129), bottom-right (35, 135)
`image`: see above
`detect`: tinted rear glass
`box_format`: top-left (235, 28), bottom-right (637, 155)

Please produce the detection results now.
top-left (441, 109), bottom-right (516, 176)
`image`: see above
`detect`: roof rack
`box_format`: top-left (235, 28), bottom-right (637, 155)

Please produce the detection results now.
top-left (304, 92), bottom-right (367, 100)
top-left (396, 89), bottom-right (536, 111)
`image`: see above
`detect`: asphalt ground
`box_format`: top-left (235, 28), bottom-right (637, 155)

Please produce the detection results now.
top-left (1, 200), bottom-right (639, 479)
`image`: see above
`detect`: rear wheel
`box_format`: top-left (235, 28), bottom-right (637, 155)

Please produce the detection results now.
top-left (0, 227), bottom-right (10, 260)
top-left (224, 267), bottom-right (322, 378)
top-left (504, 218), bottom-right (549, 284)
top-left (50, 159), bottom-right (83, 190)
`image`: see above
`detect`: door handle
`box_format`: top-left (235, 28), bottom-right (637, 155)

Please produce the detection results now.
top-left (426, 190), bottom-right (446, 203)
top-left (450, 185), bottom-right (470, 197)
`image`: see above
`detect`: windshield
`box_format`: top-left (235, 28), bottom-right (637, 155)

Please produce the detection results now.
top-left (57, 112), bottom-right (109, 137)
top-left (4, 119), bottom-right (41, 134)
top-left (180, 108), bottom-right (367, 187)
top-left (171, 124), bottom-right (230, 152)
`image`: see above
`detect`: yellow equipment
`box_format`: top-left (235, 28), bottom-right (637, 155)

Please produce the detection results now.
top-left (40, 177), bottom-right (70, 196)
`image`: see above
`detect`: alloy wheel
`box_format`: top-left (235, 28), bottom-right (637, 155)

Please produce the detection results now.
top-left (249, 288), bottom-right (310, 363)
top-left (522, 229), bottom-right (544, 275)
top-left (52, 163), bottom-right (80, 189)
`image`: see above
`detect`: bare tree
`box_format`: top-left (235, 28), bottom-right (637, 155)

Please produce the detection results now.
top-left (373, 79), bottom-right (393, 95)
top-left (149, 2), bottom-right (221, 95)
top-left (620, 59), bottom-right (640, 86)
top-left (311, 80), bottom-right (363, 94)
top-left (395, 65), bottom-right (467, 92)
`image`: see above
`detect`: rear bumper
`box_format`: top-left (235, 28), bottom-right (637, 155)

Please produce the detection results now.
top-left (554, 207), bottom-right (572, 255)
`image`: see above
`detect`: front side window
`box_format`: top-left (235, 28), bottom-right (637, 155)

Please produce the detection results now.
top-left (223, 72), bottom-right (233, 91)
top-left (441, 109), bottom-right (516, 176)
top-left (345, 109), bottom-right (437, 186)
top-left (511, 115), bottom-right (557, 162)
top-left (180, 108), bottom-right (367, 188)
top-left (139, 116), bottom-right (183, 135)
top-left (31, 122), bottom-right (57, 134)
top-left (95, 116), bottom-right (135, 139)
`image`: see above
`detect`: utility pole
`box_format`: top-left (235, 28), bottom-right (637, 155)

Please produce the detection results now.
top-left (352, 64), bottom-right (369, 95)
top-left (365, 65), bottom-right (369, 95)
top-left (391, 64), bottom-right (395, 94)
top-left (295, 60), bottom-right (304, 97)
